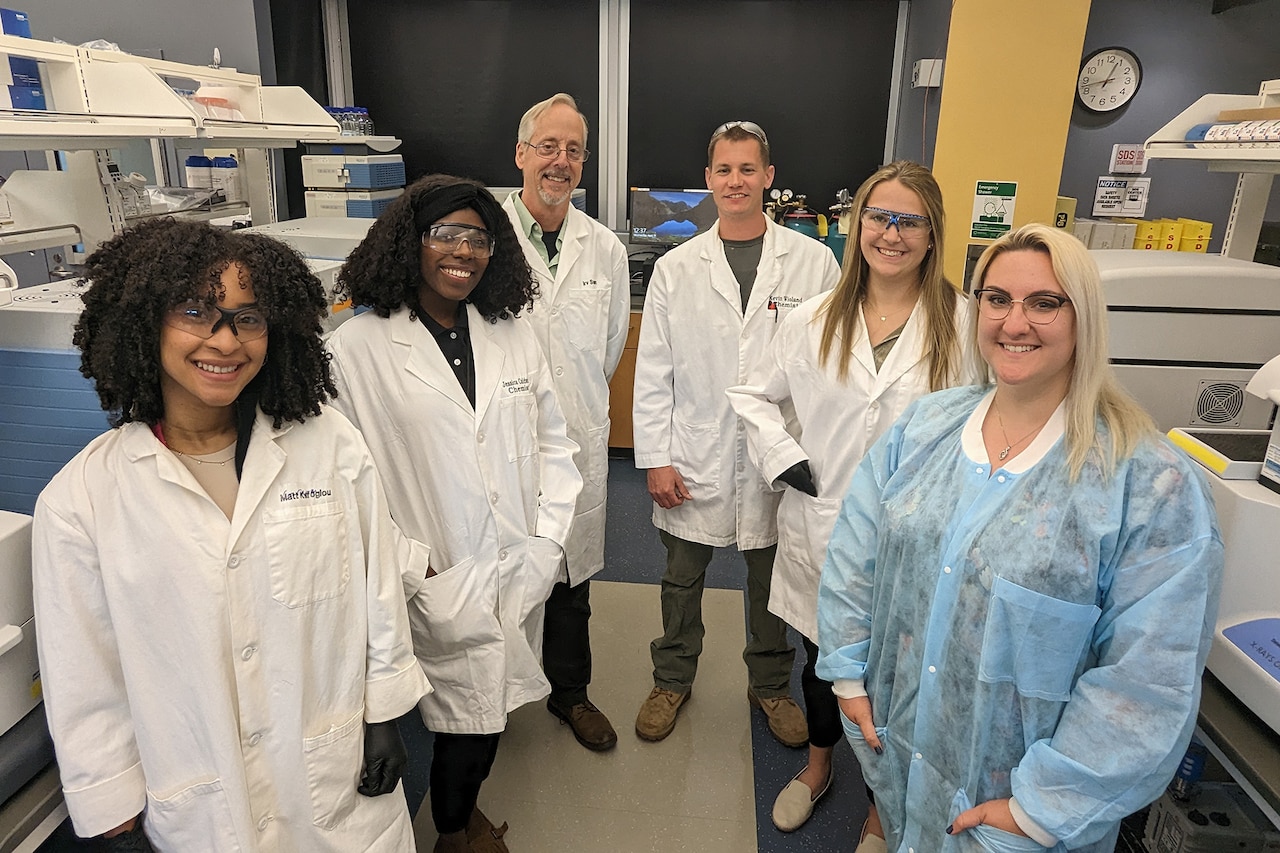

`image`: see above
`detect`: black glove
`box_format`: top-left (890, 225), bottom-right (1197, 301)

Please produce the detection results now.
top-left (775, 460), bottom-right (818, 497)
top-left (357, 719), bottom-right (408, 797)
top-left (104, 824), bottom-right (155, 852)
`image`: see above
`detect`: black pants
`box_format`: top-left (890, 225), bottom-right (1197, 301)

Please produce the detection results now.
top-left (542, 578), bottom-right (593, 708)
top-left (801, 637), bottom-right (844, 749)
top-left (429, 731), bottom-right (502, 834)
top-left (803, 637), bottom-right (876, 804)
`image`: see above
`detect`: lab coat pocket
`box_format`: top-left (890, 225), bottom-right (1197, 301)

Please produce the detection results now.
top-left (145, 777), bottom-right (243, 852)
top-left (839, 716), bottom-right (899, 798)
top-left (302, 708), bottom-right (363, 830)
top-left (521, 536), bottom-right (563, 626)
top-left (410, 556), bottom-right (503, 657)
top-left (566, 287), bottom-right (607, 353)
top-left (262, 498), bottom-right (351, 608)
top-left (950, 788), bottom-right (1049, 853)
top-left (500, 394), bottom-right (538, 462)
top-left (670, 417), bottom-right (720, 494)
top-left (979, 577), bottom-right (1100, 702)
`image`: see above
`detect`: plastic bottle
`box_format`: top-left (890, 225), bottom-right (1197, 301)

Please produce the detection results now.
top-left (340, 108), bottom-right (358, 136)
top-left (210, 156), bottom-right (242, 203)
top-left (1169, 738), bottom-right (1207, 801)
top-left (184, 155), bottom-right (213, 189)
top-left (357, 107), bottom-right (374, 136)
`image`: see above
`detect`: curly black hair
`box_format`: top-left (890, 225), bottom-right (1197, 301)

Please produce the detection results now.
top-left (337, 174), bottom-right (537, 322)
top-left (75, 218), bottom-right (335, 429)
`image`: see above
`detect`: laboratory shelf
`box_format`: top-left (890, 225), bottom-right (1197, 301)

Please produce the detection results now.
top-left (0, 34), bottom-right (337, 149)
top-left (1144, 78), bottom-right (1280, 260)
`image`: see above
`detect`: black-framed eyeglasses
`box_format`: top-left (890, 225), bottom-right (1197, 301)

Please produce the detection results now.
top-left (164, 301), bottom-right (268, 341)
top-left (422, 223), bottom-right (496, 258)
top-left (972, 289), bottom-right (1073, 325)
top-left (520, 140), bottom-right (590, 163)
top-left (860, 206), bottom-right (932, 237)
top-left (711, 120), bottom-right (770, 149)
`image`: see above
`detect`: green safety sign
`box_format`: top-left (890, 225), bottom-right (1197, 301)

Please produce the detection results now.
top-left (971, 181), bottom-right (1017, 239)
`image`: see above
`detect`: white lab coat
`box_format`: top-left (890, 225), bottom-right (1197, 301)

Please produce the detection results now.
top-left (502, 193), bottom-right (630, 585)
top-left (727, 295), bottom-right (973, 640)
top-left (327, 306), bottom-right (582, 734)
top-left (32, 408), bottom-right (429, 852)
top-left (633, 219), bottom-right (840, 548)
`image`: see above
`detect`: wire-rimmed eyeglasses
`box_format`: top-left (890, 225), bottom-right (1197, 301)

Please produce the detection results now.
top-left (972, 289), bottom-right (1073, 325)
top-left (164, 301), bottom-right (268, 341)
top-left (422, 223), bottom-right (496, 258)
top-left (520, 140), bottom-right (590, 163)
top-left (711, 120), bottom-right (769, 149)
top-left (860, 206), bottom-right (932, 237)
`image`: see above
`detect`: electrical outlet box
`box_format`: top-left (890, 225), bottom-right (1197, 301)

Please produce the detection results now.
top-left (912, 59), bottom-right (943, 88)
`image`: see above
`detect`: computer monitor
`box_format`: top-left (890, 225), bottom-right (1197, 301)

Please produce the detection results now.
top-left (629, 187), bottom-right (717, 246)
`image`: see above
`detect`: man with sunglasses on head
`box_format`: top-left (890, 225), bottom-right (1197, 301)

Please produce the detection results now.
top-left (501, 93), bottom-right (630, 753)
top-left (632, 121), bottom-right (840, 745)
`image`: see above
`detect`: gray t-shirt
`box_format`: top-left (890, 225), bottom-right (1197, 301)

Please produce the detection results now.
top-left (722, 234), bottom-right (765, 312)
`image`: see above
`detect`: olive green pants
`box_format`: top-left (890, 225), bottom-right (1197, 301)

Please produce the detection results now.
top-left (650, 530), bottom-right (794, 697)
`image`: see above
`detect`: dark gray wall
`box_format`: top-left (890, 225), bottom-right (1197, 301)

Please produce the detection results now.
top-left (1059, 0), bottom-right (1280, 252)
top-left (23, 0), bottom-right (261, 72)
top-left (890, 0), bottom-right (950, 166)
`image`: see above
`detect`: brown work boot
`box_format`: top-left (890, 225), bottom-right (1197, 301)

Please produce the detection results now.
top-left (548, 698), bottom-right (618, 751)
top-left (635, 686), bottom-right (690, 741)
top-left (748, 689), bottom-right (809, 748)
top-left (465, 807), bottom-right (497, 841)
top-left (433, 830), bottom-right (469, 853)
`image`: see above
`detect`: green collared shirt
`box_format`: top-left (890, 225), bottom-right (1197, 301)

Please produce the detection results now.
top-left (509, 191), bottom-right (564, 276)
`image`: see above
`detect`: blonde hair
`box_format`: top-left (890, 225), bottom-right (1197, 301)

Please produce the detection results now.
top-left (816, 160), bottom-right (961, 390)
top-left (967, 223), bottom-right (1156, 480)
top-left (517, 93), bottom-right (588, 145)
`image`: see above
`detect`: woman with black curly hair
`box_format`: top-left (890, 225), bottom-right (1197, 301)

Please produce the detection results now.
top-left (31, 219), bottom-right (429, 852)
top-left (328, 175), bottom-right (582, 853)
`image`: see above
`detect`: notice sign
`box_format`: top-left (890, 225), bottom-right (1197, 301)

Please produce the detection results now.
top-left (971, 181), bottom-right (1017, 239)
top-left (1092, 176), bottom-right (1151, 217)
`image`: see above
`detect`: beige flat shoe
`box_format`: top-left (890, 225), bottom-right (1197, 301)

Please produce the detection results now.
top-left (770, 765), bottom-right (832, 832)
top-left (855, 819), bottom-right (888, 853)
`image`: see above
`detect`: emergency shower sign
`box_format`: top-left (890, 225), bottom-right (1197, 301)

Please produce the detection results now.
top-left (971, 181), bottom-right (1017, 240)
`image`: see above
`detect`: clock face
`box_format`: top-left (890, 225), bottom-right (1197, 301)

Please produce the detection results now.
top-left (1077, 47), bottom-right (1141, 113)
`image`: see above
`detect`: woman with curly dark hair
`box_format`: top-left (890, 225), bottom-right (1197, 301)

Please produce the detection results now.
top-left (31, 219), bottom-right (428, 852)
top-left (328, 175), bottom-right (582, 853)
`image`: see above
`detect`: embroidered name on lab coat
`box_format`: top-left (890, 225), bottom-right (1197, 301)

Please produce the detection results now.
top-left (279, 487), bottom-right (334, 502)
top-left (579, 278), bottom-right (606, 290)
top-left (502, 377), bottom-right (532, 395)
top-left (769, 294), bottom-right (804, 310)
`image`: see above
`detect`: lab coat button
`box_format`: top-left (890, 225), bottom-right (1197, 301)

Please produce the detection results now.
top-left (555, 366), bottom-right (564, 376)
top-left (943, 566), bottom-right (952, 574)
top-left (477, 431), bottom-right (485, 443)
top-left (928, 665), bottom-right (936, 673)
top-left (499, 549), bottom-right (509, 561)
top-left (997, 475), bottom-right (1006, 483)
top-left (914, 752), bottom-right (922, 760)
top-left (241, 646), bottom-right (256, 661)
top-left (870, 401), bottom-right (879, 410)
top-left (449, 331), bottom-right (458, 339)
top-left (258, 817), bottom-right (270, 831)
top-left (228, 555), bottom-right (240, 568)
top-left (490, 493), bottom-right (499, 505)
top-left (248, 732), bottom-right (262, 745)
top-left (976, 467), bottom-right (984, 474)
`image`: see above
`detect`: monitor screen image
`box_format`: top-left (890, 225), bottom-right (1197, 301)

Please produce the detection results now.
top-left (629, 188), bottom-right (717, 245)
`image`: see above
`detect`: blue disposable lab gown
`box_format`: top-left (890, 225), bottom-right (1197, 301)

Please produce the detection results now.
top-left (816, 386), bottom-right (1222, 853)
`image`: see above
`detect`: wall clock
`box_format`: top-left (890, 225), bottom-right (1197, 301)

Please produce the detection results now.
top-left (1077, 47), bottom-right (1142, 113)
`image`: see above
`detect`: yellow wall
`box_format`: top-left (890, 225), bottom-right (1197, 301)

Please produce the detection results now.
top-left (932, 0), bottom-right (1091, 284)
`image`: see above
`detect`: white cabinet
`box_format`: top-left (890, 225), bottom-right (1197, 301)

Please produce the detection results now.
top-left (1145, 77), bottom-right (1280, 261)
top-left (0, 34), bottom-right (338, 258)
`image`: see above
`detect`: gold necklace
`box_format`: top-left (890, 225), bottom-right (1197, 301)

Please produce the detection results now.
top-left (172, 445), bottom-right (235, 466)
top-left (992, 401), bottom-right (1049, 461)
top-left (865, 301), bottom-right (912, 323)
